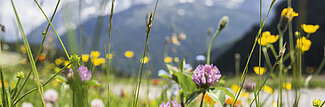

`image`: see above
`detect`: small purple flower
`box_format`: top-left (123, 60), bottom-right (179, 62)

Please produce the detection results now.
top-left (159, 100), bottom-right (182, 107)
top-left (69, 65), bottom-right (91, 81)
top-left (192, 64), bottom-right (221, 88)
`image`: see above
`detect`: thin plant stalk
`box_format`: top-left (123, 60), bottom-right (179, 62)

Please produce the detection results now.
top-left (249, 60), bottom-right (280, 106)
top-left (12, 63), bottom-right (71, 106)
top-left (106, 0), bottom-right (115, 106)
top-left (1, 67), bottom-right (8, 107)
top-left (11, 77), bottom-right (21, 99)
top-left (200, 91), bottom-right (206, 107)
top-left (11, 0), bottom-right (61, 103)
top-left (133, 14), bottom-right (152, 107)
top-left (32, 0), bottom-right (70, 58)
top-left (262, 47), bottom-right (273, 70)
top-left (10, 0), bottom-right (46, 106)
top-left (206, 30), bottom-right (221, 64)
top-left (78, 0), bottom-right (83, 54)
top-left (257, 0), bottom-right (263, 104)
top-left (286, 0), bottom-right (301, 106)
top-left (104, 45), bottom-right (111, 106)
top-left (268, 44), bottom-right (278, 57)
top-left (277, 30), bottom-right (284, 107)
top-left (232, 0), bottom-right (277, 106)
top-left (133, 1), bottom-right (159, 106)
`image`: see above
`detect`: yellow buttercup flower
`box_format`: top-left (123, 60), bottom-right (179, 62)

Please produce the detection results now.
top-left (272, 101), bottom-right (277, 107)
top-left (313, 99), bottom-right (322, 107)
top-left (283, 82), bottom-right (292, 90)
top-left (98, 58), bottom-right (105, 64)
top-left (281, 7), bottom-right (298, 21)
top-left (54, 67), bottom-right (61, 73)
top-left (106, 53), bottom-right (113, 60)
top-left (253, 66), bottom-right (266, 75)
top-left (258, 31), bottom-right (279, 46)
top-left (140, 56), bottom-right (149, 64)
top-left (242, 92), bottom-right (249, 98)
top-left (90, 51), bottom-right (100, 58)
top-left (55, 57), bottom-right (65, 65)
top-left (163, 56), bottom-right (173, 63)
top-left (296, 36), bottom-right (311, 52)
top-left (81, 54), bottom-right (89, 62)
top-left (48, 63), bottom-right (55, 69)
top-left (93, 58), bottom-right (105, 66)
top-left (301, 24), bottom-right (319, 34)
top-left (124, 51), bottom-right (134, 58)
top-left (178, 33), bottom-right (187, 40)
top-left (174, 57), bottom-right (179, 63)
top-left (171, 35), bottom-right (181, 46)
top-left (20, 45), bottom-right (26, 54)
top-left (263, 85), bottom-right (273, 94)
top-left (231, 84), bottom-right (240, 93)
top-left (64, 61), bottom-right (71, 69)
top-left (52, 80), bottom-right (58, 87)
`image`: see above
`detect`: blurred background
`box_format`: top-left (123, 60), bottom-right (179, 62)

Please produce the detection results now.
top-left (0, 0), bottom-right (324, 77)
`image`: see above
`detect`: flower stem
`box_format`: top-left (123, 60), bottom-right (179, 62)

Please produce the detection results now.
top-left (106, 0), bottom-right (115, 106)
top-left (206, 30), bottom-right (220, 64)
top-left (132, 1), bottom-right (159, 106)
top-left (200, 91), bottom-right (206, 107)
top-left (278, 29), bottom-right (284, 107)
top-left (12, 0), bottom-right (61, 103)
top-left (12, 63), bottom-right (71, 107)
top-left (10, 1), bottom-right (46, 106)
top-left (232, 0), bottom-right (277, 106)
top-left (1, 67), bottom-right (8, 107)
top-left (33, 0), bottom-right (70, 58)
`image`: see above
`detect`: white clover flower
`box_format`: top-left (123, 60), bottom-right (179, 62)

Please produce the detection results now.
top-left (44, 89), bottom-right (59, 103)
top-left (91, 99), bottom-right (104, 107)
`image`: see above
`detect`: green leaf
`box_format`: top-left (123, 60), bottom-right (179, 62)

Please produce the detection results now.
top-left (166, 64), bottom-right (179, 74)
top-left (206, 89), bottom-right (226, 106)
top-left (179, 58), bottom-right (185, 72)
top-left (215, 87), bottom-right (234, 98)
top-left (51, 75), bottom-right (67, 83)
top-left (84, 80), bottom-right (103, 87)
top-left (158, 73), bottom-right (170, 79)
top-left (186, 90), bottom-right (204, 104)
top-left (174, 72), bottom-right (196, 92)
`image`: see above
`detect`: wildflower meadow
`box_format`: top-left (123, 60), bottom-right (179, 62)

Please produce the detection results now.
top-left (0, 0), bottom-right (325, 107)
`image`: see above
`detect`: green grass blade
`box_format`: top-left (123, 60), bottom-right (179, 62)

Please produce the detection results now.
top-left (10, 0), bottom-right (46, 106)
top-left (232, 0), bottom-right (277, 106)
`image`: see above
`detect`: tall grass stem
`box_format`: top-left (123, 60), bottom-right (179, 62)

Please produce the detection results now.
top-left (232, 0), bottom-right (277, 106)
top-left (10, 0), bottom-right (46, 106)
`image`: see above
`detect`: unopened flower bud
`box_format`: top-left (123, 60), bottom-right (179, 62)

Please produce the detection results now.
top-left (277, 16), bottom-right (289, 32)
top-left (276, 43), bottom-right (286, 64)
top-left (69, 54), bottom-right (80, 66)
top-left (218, 16), bottom-right (229, 31)
top-left (16, 72), bottom-right (25, 79)
top-left (177, 32), bottom-right (187, 40)
top-left (165, 36), bottom-right (170, 45)
top-left (295, 31), bottom-right (301, 38)
top-left (234, 53), bottom-right (241, 60)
